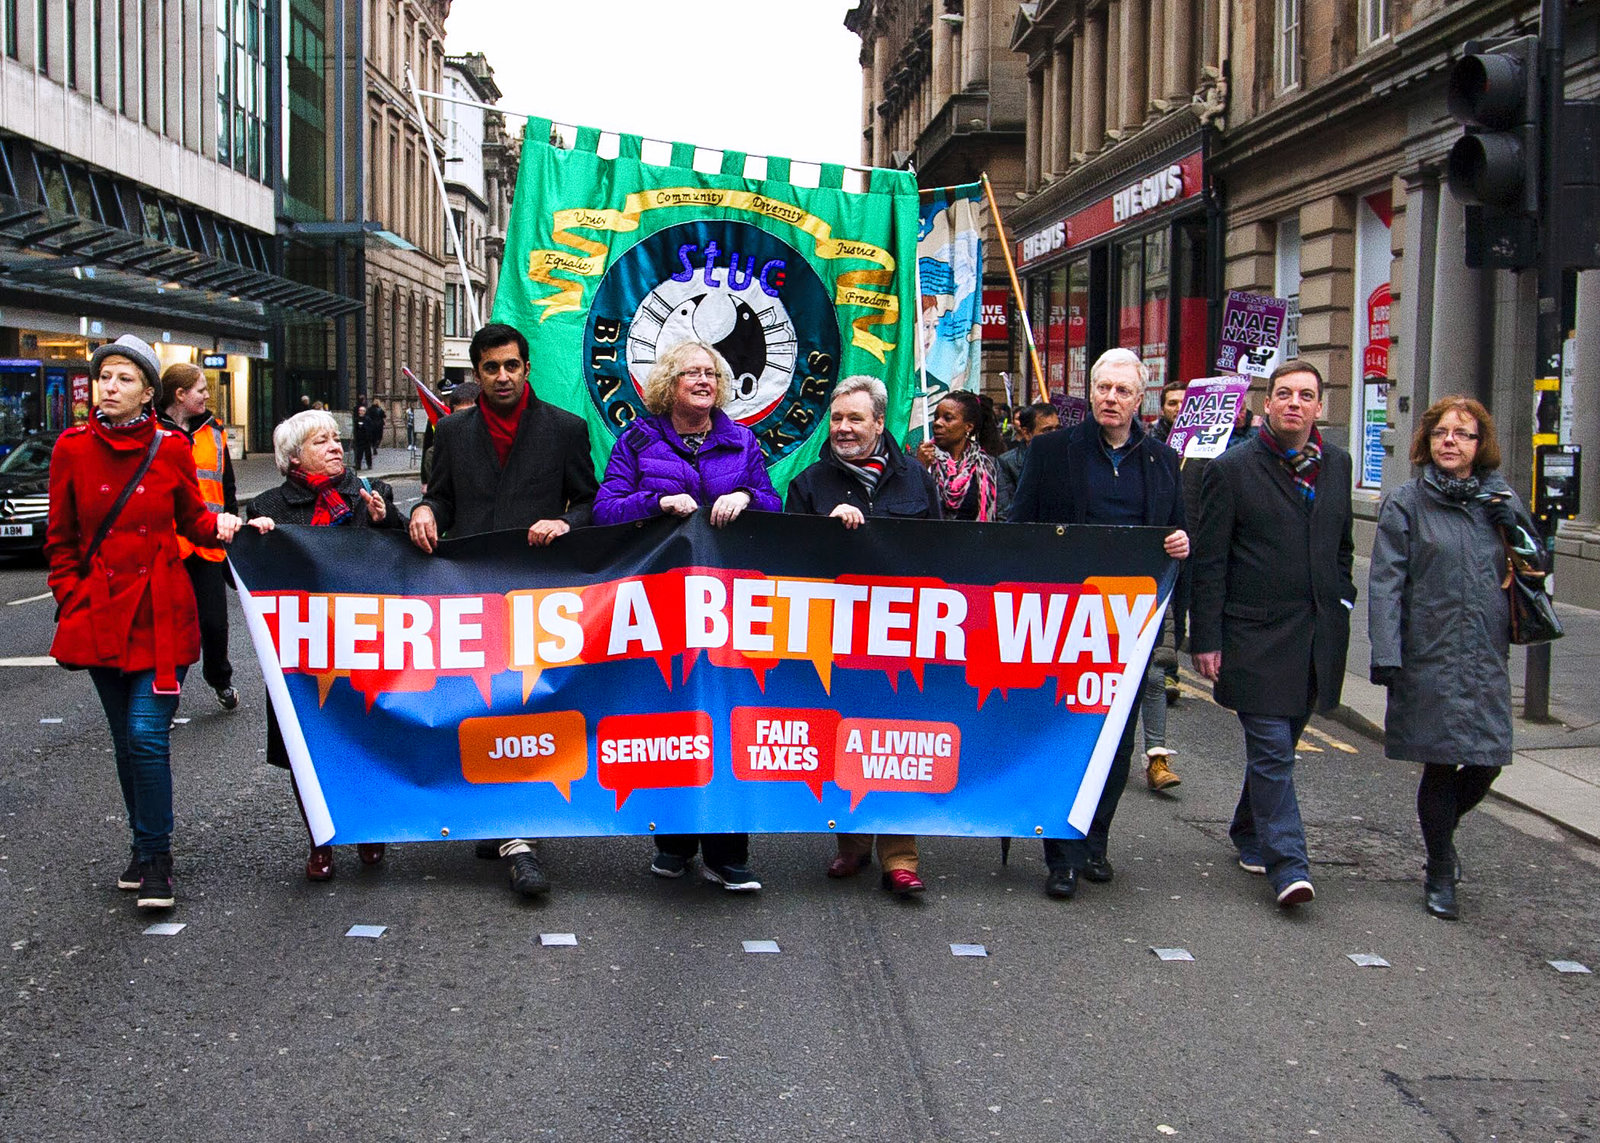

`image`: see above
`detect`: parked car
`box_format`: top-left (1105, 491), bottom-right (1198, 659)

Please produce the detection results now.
top-left (0, 433), bottom-right (57, 554)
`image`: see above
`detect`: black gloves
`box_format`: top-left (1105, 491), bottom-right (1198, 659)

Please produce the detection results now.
top-left (1483, 497), bottom-right (1516, 531)
top-left (1370, 665), bottom-right (1401, 688)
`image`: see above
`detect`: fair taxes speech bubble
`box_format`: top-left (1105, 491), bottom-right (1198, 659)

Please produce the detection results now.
top-left (729, 707), bottom-right (840, 800)
top-left (595, 711), bottom-right (714, 809)
top-left (458, 711), bottom-right (589, 800)
top-left (834, 718), bottom-right (961, 810)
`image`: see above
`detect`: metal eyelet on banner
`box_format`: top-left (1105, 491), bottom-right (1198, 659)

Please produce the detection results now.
top-left (827, 820), bottom-right (837, 829)
top-left (1034, 826), bottom-right (1044, 835)
top-left (440, 827), bottom-right (449, 837)
top-left (1055, 526), bottom-right (1065, 536)
top-left (648, 822), bottom-right (656, 831)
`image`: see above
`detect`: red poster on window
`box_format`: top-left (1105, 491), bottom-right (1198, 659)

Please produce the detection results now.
top-left (1364, 283), bottom-right (1391, 380)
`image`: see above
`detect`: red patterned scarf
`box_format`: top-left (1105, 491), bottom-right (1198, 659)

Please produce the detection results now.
top-left (479, 384), bottom-right (530, 467)
top-left (1259, 422), bottom-right (1323, 501)
top-left (929, 443), bottom-right (999, 520)
top-left (288, 469), bottom-right (353, 526)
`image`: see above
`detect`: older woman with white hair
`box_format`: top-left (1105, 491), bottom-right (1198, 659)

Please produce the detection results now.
top-left (247, 409), bottom-right (402, 881)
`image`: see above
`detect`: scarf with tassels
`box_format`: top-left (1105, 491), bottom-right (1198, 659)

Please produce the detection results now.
top-left (928, 442), bottom-right (999, 521)
top-left (1259, 422), bottom-right (1322, 501)
top-left (288, 469), bottom-right (354, 526)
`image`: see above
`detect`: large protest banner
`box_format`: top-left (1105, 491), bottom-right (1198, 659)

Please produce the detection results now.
top-left (907, 183), bottom-right (986, 447)
top-left (229, 515), bottom-right (1177, 848)
top-left (490, 123), bottom-right (920, 494)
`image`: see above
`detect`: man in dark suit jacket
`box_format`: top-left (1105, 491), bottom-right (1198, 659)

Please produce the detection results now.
top-left (1011, 348), bottom-right (1190, 901)
top-left (1189, 359), bottom-right (1355, 910)
top-left (408, 322), bottom-right (599, 900)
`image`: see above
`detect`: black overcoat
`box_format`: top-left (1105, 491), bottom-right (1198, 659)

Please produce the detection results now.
top-left (1189, 432), bottom-right (1356, 717)
top-left (1008, 417), bottom-right (1185, 531)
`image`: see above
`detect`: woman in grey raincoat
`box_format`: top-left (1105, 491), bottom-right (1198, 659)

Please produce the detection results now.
top-left (1368, 395), bottom-right (1522, 921)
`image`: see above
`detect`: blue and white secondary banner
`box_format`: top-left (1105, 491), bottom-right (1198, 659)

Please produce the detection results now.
top-left (908, 183), bottom-right (987, 446)
top-left (228, 513), bottom-right (1176, 847)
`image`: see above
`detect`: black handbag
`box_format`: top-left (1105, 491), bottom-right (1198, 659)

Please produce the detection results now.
top-left (1500, 521), bottom-right (1564, 646)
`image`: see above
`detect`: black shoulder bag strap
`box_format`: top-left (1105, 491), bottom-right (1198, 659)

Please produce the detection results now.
top-left (76, 430), bottom-right (164, 577)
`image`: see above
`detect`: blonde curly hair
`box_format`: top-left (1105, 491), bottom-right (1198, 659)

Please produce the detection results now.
top-left (639, 340), bottom-right (733, 416)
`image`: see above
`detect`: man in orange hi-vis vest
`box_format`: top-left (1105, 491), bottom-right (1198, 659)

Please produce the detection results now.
top-left (159, 362), bottom-right (240, 710)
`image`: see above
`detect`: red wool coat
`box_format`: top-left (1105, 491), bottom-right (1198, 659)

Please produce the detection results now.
top-left (45, 415), bottom-right (221, 690)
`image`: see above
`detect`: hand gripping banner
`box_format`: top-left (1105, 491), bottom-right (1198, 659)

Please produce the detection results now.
top-left (490, 122), bottom-right (921, 495)
top-left (229, 515), bottom-right (1178, 847)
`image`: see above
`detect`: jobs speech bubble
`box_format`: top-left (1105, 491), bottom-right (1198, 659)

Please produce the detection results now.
top-left (834, 718), bottom-right (961, 810)
top-left (458, 711), bottom-right (589, 799)
top-left (729, 707), bottom-right (840, 800)
top-left (595, 711), bottom-right (714, 809)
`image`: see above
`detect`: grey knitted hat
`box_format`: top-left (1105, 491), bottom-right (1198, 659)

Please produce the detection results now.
top-left (90, 335), bottom-right (163, 404)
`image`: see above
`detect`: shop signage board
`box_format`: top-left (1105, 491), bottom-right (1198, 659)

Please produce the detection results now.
top-left (1216, 293), bottom-right (1289, 377)
top-left (1014, 150), bottom-right (1205, 270)
top-left (981, 290), bottom-right (1009, 342)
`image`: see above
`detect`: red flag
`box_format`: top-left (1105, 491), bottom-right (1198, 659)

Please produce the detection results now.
top-left (406, 367), bottom-right (450, 426)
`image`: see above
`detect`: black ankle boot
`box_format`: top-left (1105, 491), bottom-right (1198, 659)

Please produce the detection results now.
top-left (1424, 869), bottom-right (1458, 920)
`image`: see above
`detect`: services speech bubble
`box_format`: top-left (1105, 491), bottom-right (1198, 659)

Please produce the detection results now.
top-left (834, 718), bottom-right (961, 811)
top-left (595, 711), bottom-right (714, 809)
top-left (458, 711), bottom-right (589, 800)
top-left (729, 706), bottom-right (840, 800)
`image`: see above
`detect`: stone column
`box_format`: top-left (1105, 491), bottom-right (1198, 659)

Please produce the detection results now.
top-left (1164, 0), bottom-right (1192, 103)
top-left (1050, 42), bottom-right (1070, 173)
top-left (1083, 13), bottom-right (1106, 155)
top-left (1105, 1), bottom-right (1121, 142)
top-left (1070, 30), bottom-right (1085, 158)
top-left (1147, 0), bottom-right (1165, 116)
top-left (933, 15), bottom-right (953, 104)
top-left (1120, 0), bottom-right (1148, 133)
top-left (872, 33), bottom-right (889, 168)
top-left (1296, 194), bottom-right (1357, 428)
top-left (963, 0), bottom-right (990, 91)
top-left (861, 55), bottom-right (875, 166)
top-left (1025, 68), bottom-right (1043, 190)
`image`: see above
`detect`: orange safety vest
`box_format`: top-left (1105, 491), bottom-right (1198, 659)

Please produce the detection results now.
top-left (177, 421), bottom-right (228, 561)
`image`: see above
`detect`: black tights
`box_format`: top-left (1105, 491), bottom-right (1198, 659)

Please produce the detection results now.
top-left (1417, 764), bottom-right (1501, 871)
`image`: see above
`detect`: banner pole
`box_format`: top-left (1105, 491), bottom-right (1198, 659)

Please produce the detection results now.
top-left (407, 66), bottom-right (480, 331)
top-left (981, 172), bottom-right (1049, 403)
top-left (915, 250), bottom-right (931, 438)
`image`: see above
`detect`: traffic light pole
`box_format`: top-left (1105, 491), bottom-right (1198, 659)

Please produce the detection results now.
top-left (1524, 0), bottom-right (1565, 721)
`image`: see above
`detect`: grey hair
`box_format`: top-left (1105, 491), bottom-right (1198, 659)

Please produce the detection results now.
top-left (1089, 347), bottom-right (1150, 388)
top-left (273, 409), bottom-right (340, 474)
top-left (832, 375), bottom-right (887, 420)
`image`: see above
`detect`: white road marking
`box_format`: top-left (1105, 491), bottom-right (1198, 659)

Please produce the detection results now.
top-left (5, 592), bottom-right (52, 606)
top-left (0, 656), bottom-right (57, 667)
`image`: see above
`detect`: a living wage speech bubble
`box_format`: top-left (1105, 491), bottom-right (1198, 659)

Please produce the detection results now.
top-left (458, 711), bottom-right (589, 799)
top-left (729, 707), bottom-right (840, 801)
top-left (834, 718), bottom-right (961, 811)
top-left (595, 711), bottom-right (715, 809)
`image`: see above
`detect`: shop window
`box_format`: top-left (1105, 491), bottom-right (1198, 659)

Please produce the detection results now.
top-left (1276, 216), bottom-right (1302, 359)
top-left (1173, 218), bottom-right (1210, 389)
top-left (1066, 260), bottom-right (1089, 398)
top-left (66, 165), bottom-right (96, 223)
top-left (1046, 268), bottom-right (1068, 397)
top-left (1141, 230), bottom-right (1171, 414)
top-left (35, 155), bottom-right (71, 216)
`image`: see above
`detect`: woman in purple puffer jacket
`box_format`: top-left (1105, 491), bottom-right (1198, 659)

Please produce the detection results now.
top-left (594, 339), bottom-right (780, 891)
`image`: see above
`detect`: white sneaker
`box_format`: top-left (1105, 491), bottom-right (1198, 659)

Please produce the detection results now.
top-left (1276, 879), bottom-right (1315, 907)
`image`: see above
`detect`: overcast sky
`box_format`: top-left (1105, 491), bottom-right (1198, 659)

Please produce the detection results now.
top-left (443, 1), bottom-right (866, 169)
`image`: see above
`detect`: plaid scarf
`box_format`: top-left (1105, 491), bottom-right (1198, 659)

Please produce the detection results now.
top-left (288, 469), bottom-right (353, 526)
top-left (929, 442), bottom-right (999, 520)
top-left (1259, 422), bottom-right (1322, 501)
top-left (838, 436), bottom-right (888, 495)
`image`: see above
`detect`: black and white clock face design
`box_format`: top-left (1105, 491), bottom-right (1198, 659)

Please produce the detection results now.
top-left (582, 219), bottom-right (841, 461)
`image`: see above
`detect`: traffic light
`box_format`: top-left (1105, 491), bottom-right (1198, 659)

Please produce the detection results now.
top-left (1446, 35), bottom-right (1541, 268)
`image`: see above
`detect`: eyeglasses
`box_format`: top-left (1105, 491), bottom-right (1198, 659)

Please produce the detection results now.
top-left (1429, 428), bottom-right (1479, 442)
top-left (677, 368), bottom-right (718, 380)
top-left (1090, 382), bottom-right (1140, 401)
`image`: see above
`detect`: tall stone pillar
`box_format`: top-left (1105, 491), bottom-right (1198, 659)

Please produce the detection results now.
top-left (1120, 0), bottom-right (1148, 132)
top-left (1147, 0), bottom-right (1165, 115)
top-left (933, 16), bottom-right (953, 104)
top-left (1050, 42), bottom-right (1070, 174)
top-left (872, 33), bottom-right (889, 168)
top-left (963, 0), bottom-right (990, 90)
top-left (1105, 1), bottom-right (1122, 141)
top-left (1026, 69), bottom-right (1044, 190)
top-left (1070, 31), bottom-right (1086, 158)
top-left (861, 56), bottom-right (876, 166)
top-left (1164, 0), bottom-right (1192, 103)
top-left (1083, 13), bottom-right (1107, 154)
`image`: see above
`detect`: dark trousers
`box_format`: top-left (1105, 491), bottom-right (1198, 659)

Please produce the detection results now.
top-left (1043, 706), bottom-right (1140, 872)
top-left (1230, 713), bottom-right (1311, 891)
top-left (656, 833), bottom-right (749, 868)
top-left (1417, 763), bottom-right (1501, 871)
top-left (184, 554), bottom-right (232, 690)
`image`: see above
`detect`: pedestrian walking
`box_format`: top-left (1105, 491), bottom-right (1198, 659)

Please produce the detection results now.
top-left (158, 362), bottom-right (240, 712)
top-left (915, 390), bottom-right (1002, 521)
top-left (786, 374), bottom-right (941, 899)
top-left (247, 409), bottom-right (403, 881)
top-left (995, 401), bottom-right (1059, 518)
top-left (1010, 348), bottom-right (1190, 900)
top-left (364, 400), bottom-right (385, 460)
top-left (409, 322), bottom-right (597, 899)
top-left (352, 402), bottom-right (372, 470)
top-left (1190, 359), bottom-right (1356, 909)
top-left (44, 335), bottom-right (257, 911)
top-left (1368, 396), bottom-right (1524, 920)
top-left (594, 338), bottom-right (780, 892)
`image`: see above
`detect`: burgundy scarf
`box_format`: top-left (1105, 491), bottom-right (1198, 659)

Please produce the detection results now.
top-left (479, 385), bottom-right (530, 467)
top-left (288, 469), bottom-right (353, 526)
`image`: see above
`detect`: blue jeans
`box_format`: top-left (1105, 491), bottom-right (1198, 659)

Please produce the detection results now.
top-left (1230, 713), bottom-right (1310, 890)
top-left (89, 667), bottom-right (186, 860)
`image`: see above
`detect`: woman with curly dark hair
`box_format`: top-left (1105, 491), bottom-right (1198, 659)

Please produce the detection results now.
top-left (915, 390), bottom-right (1002, 522)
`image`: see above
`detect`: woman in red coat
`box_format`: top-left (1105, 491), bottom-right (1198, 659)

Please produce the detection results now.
top-left (45, 335), bottom-right (253, 911)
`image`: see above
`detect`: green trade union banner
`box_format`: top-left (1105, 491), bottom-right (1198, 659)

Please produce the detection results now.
top-left (491, 120), bottom-right (921, 494)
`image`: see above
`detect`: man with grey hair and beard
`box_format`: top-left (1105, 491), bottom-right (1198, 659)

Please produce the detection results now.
top-left (785, 375), bottom-right (941, 897)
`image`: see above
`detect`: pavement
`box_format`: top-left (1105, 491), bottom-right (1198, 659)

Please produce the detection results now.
top-left (235, 445), bottom-right (1600, 849)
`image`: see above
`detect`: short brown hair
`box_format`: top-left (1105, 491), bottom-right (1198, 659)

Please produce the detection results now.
top-left (1267, 358), bottom-right (1323, 398)
top-left (1410, 394), bottom-right (1502, 472)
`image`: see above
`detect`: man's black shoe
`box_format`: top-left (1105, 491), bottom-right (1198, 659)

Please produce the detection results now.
top-left (214, 686), bottom-right (239, 711)
top-left (1045, 868), bottom-right (1078, 899)
top-left (508, 851), bottom-right (550, 897)
top-left (1082, 855), bottom-right (1114, 883)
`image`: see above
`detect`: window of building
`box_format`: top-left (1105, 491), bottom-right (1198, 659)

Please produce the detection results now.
top-left (35, 0), bottom-right (47, 75)
top-left (444, 281), bottom-right (458, 339)
top-left (1276, 215), bottom-right (1302, 359)
top-left (4, 0), bottom-right (17, 59)
top-left (65, 0), bottom-right (76, 88)
top-left (1360, 0), bottom-right (1390, 50)
top-left (1276, 0), bottom-right (1301, 92)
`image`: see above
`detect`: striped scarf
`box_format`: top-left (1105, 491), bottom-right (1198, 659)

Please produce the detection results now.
top-left (1259, 422), bottom-right (1322, 501)
top-left (838, 437), bottom-right (888, 495)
